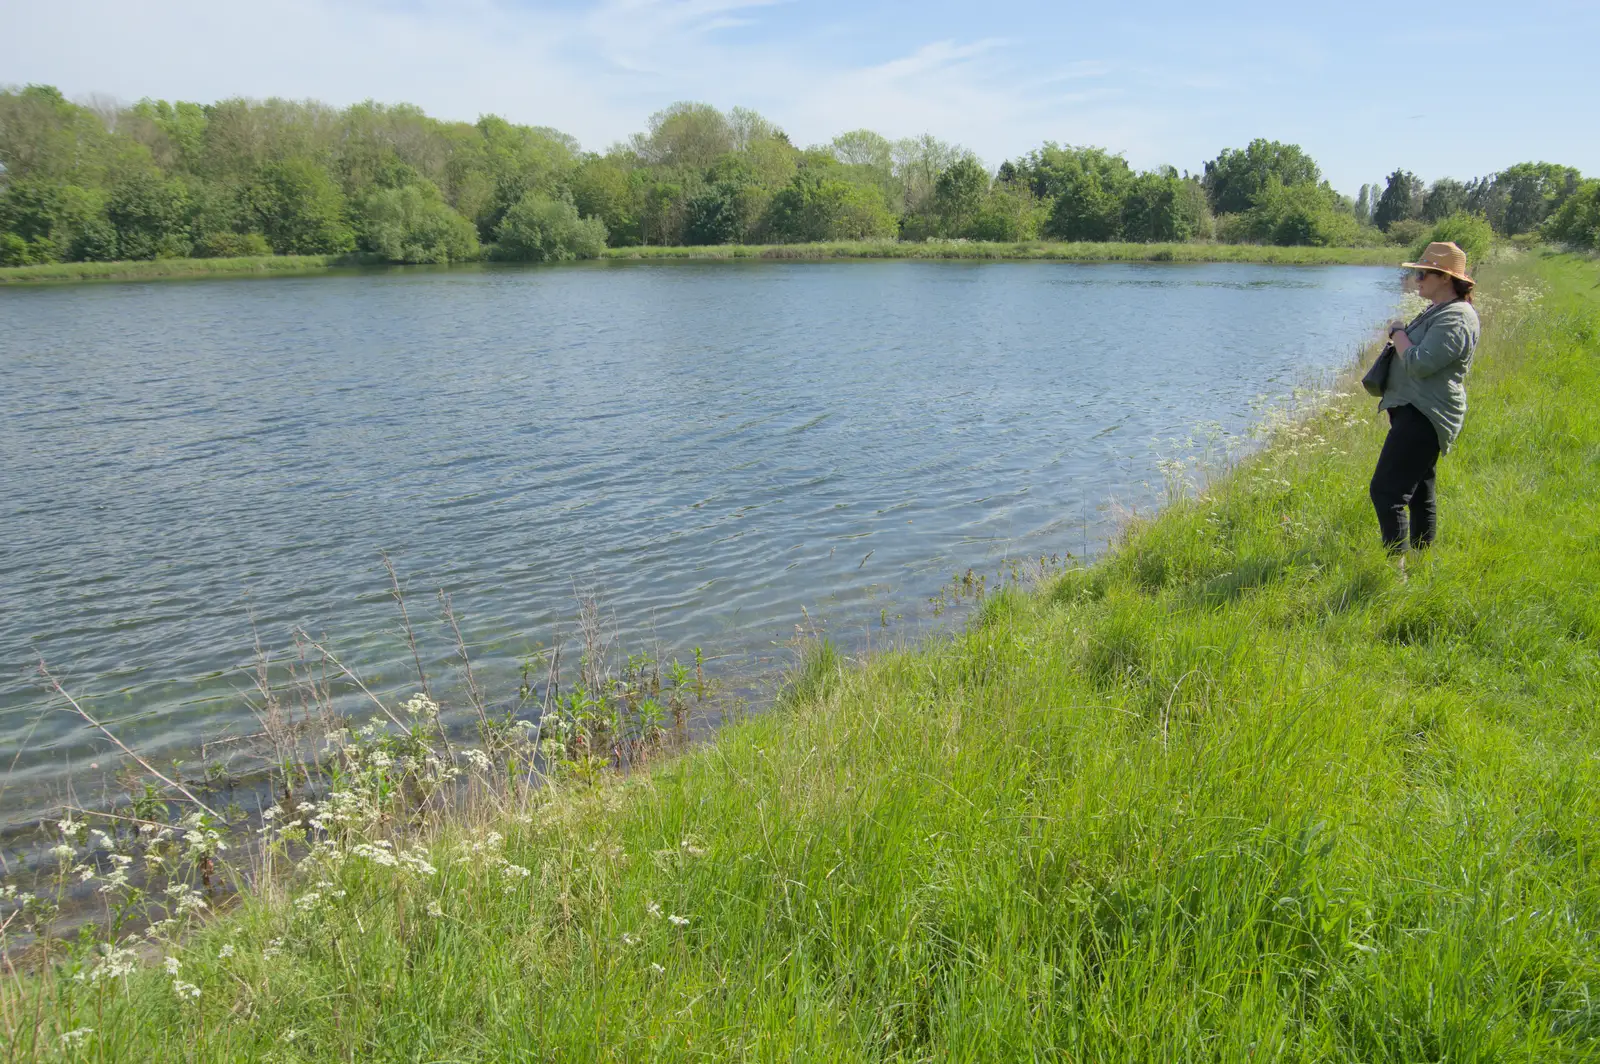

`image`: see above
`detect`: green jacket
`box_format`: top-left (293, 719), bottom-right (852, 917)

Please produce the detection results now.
top-left (1380, 298), bottom-right (1480, 453)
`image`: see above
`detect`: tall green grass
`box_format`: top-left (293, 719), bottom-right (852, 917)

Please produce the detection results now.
top-left (0, 254), bottom-right (391, 284)
top-left (605, 239), bottom-right (1402, 265)
top-left (4, 252), bottom-right (1597, 1061)
top-left (0, 241), bottom-right (1401, 285)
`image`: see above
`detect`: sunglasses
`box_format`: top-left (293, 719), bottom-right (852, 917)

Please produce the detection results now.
top-left (1414, 269), bottom-right (1441, 282)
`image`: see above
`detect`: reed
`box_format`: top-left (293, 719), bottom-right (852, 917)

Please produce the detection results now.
top-left (0, 240), bottom-right (1401, 285)
top-left (604, 239), bottom-right (1403, 265)
top-left (2, 251), bottom-right (1596, 1061)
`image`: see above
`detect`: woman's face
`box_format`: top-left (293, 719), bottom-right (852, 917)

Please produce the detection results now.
top-left (1416, 269), bottom-right (1451, 301)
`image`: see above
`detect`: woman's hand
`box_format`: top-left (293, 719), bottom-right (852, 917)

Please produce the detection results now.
top-left (1391, 328), bottom-right (1414, 355)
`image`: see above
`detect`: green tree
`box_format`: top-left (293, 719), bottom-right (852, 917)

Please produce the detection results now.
top-left (463, 115), bottom-right (579, 240)
top-left (243, 158), bottom-right (355, 254)
top-left (492, 193), bottom-right (607, 261)
top-left (967, 184), bottom-right (1045, 242)
top-left (1201, 140), bottom-right (1322, 215)
top-left (1354, 184), bottom-right (1372, 225)
top-left (1421, 178), bottom-right (1469, 222)
top-left (763, 166), bottom-right (896, 243)
top-left (0, 179), bottom-right (110, 262)
top-left (360, 183), bottom-right (480, 263)
top-left (1045, 170), bottom-right (1124, 241)
top-left (1009, 144), bottom-right (1133, 203)
top-left (893, 134), bottom-right (968, 224)
top-left (1120, 170), bottom-right (1211, 242)
top-left (1372, 170), bottom-right (1423, 231)
top-left (1543, 179), bottom-right (1600, 249)
top-left (1491, 162), bottom-right (1582, 235)
top-left (106, 171), bottom-right (191, 258)
top-left (1238, 178), bottom-right (1363, 246)
top-left (683, 159), bottom-right (772, 245)
top-left (932, 157), bottom-right (989, 236)
top-left (570, 156), bottom-right (640, 246)
top-left (125, 99), bottom-right (209, 172)
top-left (631, 103), bottom-right (734, 171)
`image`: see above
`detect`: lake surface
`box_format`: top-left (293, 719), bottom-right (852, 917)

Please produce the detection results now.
top-left (0, 260), bottom-right (1399, 825)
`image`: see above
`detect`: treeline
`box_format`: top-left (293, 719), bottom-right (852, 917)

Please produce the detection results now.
top-left (1, 85), bottom-right (1596, 268)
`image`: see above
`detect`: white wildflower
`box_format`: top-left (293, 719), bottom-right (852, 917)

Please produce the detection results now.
top-left (403, 694), bottom-right (439, 717)
top-left (398, 848), bottom-right (437, 877)
top-left (219, 944), bottom-right (235, 960)
top-left (58, 818), bottom-right (85, 842)
top-left (263, 937), bottom-right (284, 959)
top-left (88, 947), bottom-right (138, 984)
top-left (163, 956), bottom-right (182, 976)
top-left (426, 900), bottom-right (444, 918)
top-left (89, 829), bottom-right (115, 850)
top-left (59, 1028), bottom-right (94, 1049)
top-left (646, 901), bottom-right (662, 919)
top-left (350, 843), bottom-right (398, 868)
top-left (649, 963), bottom-right (665, 974)
top-left (461, 748), bottom-right (491, 773)
top-left (172, 980), bottom-right (201, 1001)
top-left (668, 914), bottom-right (690, 928)
top-left (49, 843), bottom-right (76, 864)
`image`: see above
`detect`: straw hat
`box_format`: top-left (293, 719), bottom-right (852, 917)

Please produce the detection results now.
top-left (1402, 241), bottom-right (1473, 285)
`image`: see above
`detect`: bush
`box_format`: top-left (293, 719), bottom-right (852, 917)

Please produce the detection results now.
top-left (1229, 178), bottom-right (1364, 247)
top-left (191, 232), bottom-right (273, 258)
top-left (1119, 172), bottom-right (1211, 243)
top-left (1385, 218), bottom-right (1429, 249)
top-left (244, 159), bottom-right (356, 255)
top-left (360, 184), bottom-right (480, 264)
top-left (1543, 179), bottom-right (1600, 250)
top-left (966, 185), bottom-right (1045, 242)
top-left (0, 232), bottom-right (31, 266)
top-left (0, 180), bottom-right (110, 263)
top-left (106, 172), bottom-right (191, 259)
top-left (763, 169), bottom-right (897, 243)
top-left (492, 194), bottom-right (608, 262)
top-left (1418, 212), bottom-right (1494, 267)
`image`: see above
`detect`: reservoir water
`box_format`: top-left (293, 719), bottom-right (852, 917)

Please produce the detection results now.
top-left (0, 259), bottom-right (1399, 826)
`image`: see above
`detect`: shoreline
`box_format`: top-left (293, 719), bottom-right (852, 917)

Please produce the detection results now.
top-left (0, 240), bottom-right (1401, 285)
top-left (8, 252), bottom-right (1594, 1058)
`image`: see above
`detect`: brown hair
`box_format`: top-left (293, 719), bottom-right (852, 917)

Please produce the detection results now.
top-left (1451, 276), bottom-right (1474, 303)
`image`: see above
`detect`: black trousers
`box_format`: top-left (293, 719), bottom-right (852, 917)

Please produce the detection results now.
top-left (1369, 404), bottom-right (1441, 551)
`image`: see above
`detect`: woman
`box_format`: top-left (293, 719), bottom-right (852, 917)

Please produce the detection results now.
top-left (1369, 241), bottom-right (1481, 553)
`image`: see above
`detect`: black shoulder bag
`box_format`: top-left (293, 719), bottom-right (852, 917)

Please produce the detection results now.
top-left (1361, 340), bottom-right (1396, 397)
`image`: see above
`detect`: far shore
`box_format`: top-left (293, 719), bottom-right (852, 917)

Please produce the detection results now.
top-left (0, 240), bottom-right (1403, 285)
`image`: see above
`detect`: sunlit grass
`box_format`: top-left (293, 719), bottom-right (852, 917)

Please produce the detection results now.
top-left (605, 239), bottom-right (1403, 265)
top-left (0, 253), bottom-right (387, 284)
top-left (3, 251), bottom-right (1597, 1061)
top-left (0, 240), bottom-right (1404, 286)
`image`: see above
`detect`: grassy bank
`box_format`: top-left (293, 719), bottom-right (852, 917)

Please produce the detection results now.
top-left (606, 239), bottom-right (1401, 265)
top-left (0, 240), bottom-right (1401, 285)
top-left (0, 254), bottom-right (387, 284)
top-left (6, 253), bottom-right (1598, 1061)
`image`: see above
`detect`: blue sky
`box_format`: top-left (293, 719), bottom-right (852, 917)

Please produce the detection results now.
top-left (2, 0), bottom-right (1593, 194)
